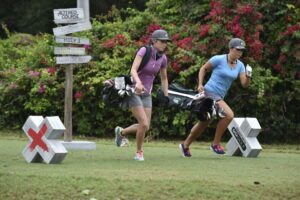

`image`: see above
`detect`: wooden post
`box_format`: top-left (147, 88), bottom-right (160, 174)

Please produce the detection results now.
top-left (64, 64), bottom-right (73, 142)
top-left (55, 0), bottom-right (91, 142)
top-left (52, 0), bottom-right (95, 150)
top-left (77, 0), bottom-right (90, 23)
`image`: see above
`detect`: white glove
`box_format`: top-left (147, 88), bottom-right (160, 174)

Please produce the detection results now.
top-left (103, 79), bottom-right (114, 87)
top-left (246, 64), bottom-right (252, 78)
top-left (194, 92), bottom-right (205, 100)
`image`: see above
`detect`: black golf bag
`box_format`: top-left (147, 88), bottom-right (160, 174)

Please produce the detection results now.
top-left (156, 83), bottom-right (225, 121)
top-left (102, 75), bottom-right (133, 107)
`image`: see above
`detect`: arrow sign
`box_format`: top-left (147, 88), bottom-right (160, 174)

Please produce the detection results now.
top-left (56, 56), bottom-right (92, 64)
top-left (53, 21), bottom-right (92, 36)
top-left (55, 36), bottom-right (90, 45)
top-left (54, 8), bottom-right (84, 24)
top-left (54, 47), bottom-right (86, 55)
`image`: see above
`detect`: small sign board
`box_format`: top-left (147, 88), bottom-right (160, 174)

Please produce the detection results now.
top-left (54, 47), bottom-right (86, 55)
top-left (56, 56), bottom-right (92, 64)
top-left (54, 8), bottom-right (84, 24)
top-left (226, 118), bottom-right (262, 158)
top-left (53, 22), bottom-right (92, 36)
top-left (55, 36), bottom-right (90, 45)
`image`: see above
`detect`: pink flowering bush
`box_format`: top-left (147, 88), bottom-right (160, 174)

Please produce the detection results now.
top-left (101, 34), bottom-right (127, 49)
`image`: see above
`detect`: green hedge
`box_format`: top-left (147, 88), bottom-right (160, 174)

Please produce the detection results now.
top-left (0, 0), bottom-right (299, 143)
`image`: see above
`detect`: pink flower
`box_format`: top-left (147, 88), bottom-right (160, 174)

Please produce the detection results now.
top-left (237, 4), bottom-right (253, 15)
top-left (47, 67), bottom-right (55, 75)
top-left (255, 12), bottom-right (264, 20)
top-left (232, 23), bottom-right (244, 38)
top-left (28, 70), bottom-right (40, 78)
top-left (250, 39), bottom-right (264, 60)
top-left (232, 16), bottom-right (240, 24)
top-left (102, 38), bottom-right (116, 49)
top-left (146, 24), bottom-right (161, 34)
top-left (209, 1), bottom-right (223, 16)
top-left (115, 34), bottom-right (126, 45)
top-left (171, 61), bottom-right (181, 73)
top-left (279, 54), bottom-right (287, 63)
top-left (83, 44), bottom-right (91, 49)
top-left (101, 34), bottom-right (127, 49)
top-left (139, 24), bottom-right (162, 44)
top-left (176, 35), bottom-right (193, 50)
top-left (283, 25), bottom-right (300, 36)
top-left (74, 91), bottom-right (83, 100)
top-left (199, 25), bottom-right (211, 38)
top-left (273, 64), bottom-right (282, 72)
top-left (38, 84), bottom-right (45, 94)
top-left (172, 33), bottom-right (180, 41)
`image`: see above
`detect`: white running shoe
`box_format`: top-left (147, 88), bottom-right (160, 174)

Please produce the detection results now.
top-left (120, 137), bottom-right (130, 147)
top-left (134, 151), bottom-right (144, 161)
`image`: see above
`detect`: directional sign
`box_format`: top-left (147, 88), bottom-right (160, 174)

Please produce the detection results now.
top-left (53, 21), bottom-right (92, 36)
top-left (55, 36), bottom-right (90, 45)
top-left (54, 8), bottom-right (84, 24)
top-left (56, 56), bottom-right (92, 64)
top-left (54, 47), bottom-right (86, 55)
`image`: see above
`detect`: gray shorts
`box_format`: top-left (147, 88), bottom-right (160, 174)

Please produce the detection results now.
top-left (204, 90), bottom-right (223, 101)
top-left (122, 93), bottom-right (152, 109)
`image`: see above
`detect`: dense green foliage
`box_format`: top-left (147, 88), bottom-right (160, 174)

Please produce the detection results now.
top-left (0, 0), bottom-right (299, 143)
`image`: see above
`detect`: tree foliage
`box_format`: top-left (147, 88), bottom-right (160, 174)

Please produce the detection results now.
top-left (0, 0), bottom-right (299, 143)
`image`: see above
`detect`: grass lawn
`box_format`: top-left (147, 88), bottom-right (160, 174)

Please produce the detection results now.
top-left (0, 131), bottom-right (299, 200)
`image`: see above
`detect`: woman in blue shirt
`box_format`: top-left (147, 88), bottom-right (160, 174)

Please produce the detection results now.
top-left (179, 38), bottom-right (252, 157)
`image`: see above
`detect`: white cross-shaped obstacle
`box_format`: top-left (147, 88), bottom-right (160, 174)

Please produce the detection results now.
top-left (226, 118), bottom-right (262, 157)
top-left (22, 116), bottom-right (68, 164)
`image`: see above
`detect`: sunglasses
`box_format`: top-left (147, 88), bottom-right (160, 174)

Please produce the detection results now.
top-left (235, 48), bottom-right (245, 52)
top-left (158, 40), bottom-right (168, 44)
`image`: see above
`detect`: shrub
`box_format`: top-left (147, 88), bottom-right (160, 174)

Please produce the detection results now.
top-left (0, 0), bottom-right (299, 143)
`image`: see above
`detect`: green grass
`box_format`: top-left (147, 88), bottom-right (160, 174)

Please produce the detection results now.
top-left (0, 133), bottom-right (299, 200)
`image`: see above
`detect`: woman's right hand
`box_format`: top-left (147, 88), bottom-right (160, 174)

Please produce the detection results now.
top-left (198, 85), bottom-right (204, 93)
top-left (135, 82), bottom-right (145, 95)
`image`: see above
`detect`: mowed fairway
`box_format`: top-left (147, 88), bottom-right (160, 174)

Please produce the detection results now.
top-left (0, 135), bottom-right (299, 200)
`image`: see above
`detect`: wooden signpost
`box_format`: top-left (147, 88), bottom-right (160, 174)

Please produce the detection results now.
top-left (53, 8), bottom-right (85, 24)
top-left (54, 47), bottom-right (86, 55)
top-left (56, 56), bottom-right (92, 64)
top-left (55, 36), bottom-right (90, 45)
top-left (52, 0), bottom-right (94, 149)
top-left (53, 21), bottom-right (92, 36)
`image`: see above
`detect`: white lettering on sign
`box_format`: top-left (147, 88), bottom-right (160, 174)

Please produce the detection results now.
top-left (55, 36), bottom-right (90, 45)
top-left (54, 47), bottom-right (86, 55)
top-left (54, 8), bottom-right (84, 24)
top-left (53, 22), bottom-right (92, 36)
top-left (56, 56), bottom-right (92, 64)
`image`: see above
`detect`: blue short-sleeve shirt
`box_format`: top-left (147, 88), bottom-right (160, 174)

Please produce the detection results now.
top-left (204, 54), bottom-right (245, 99)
